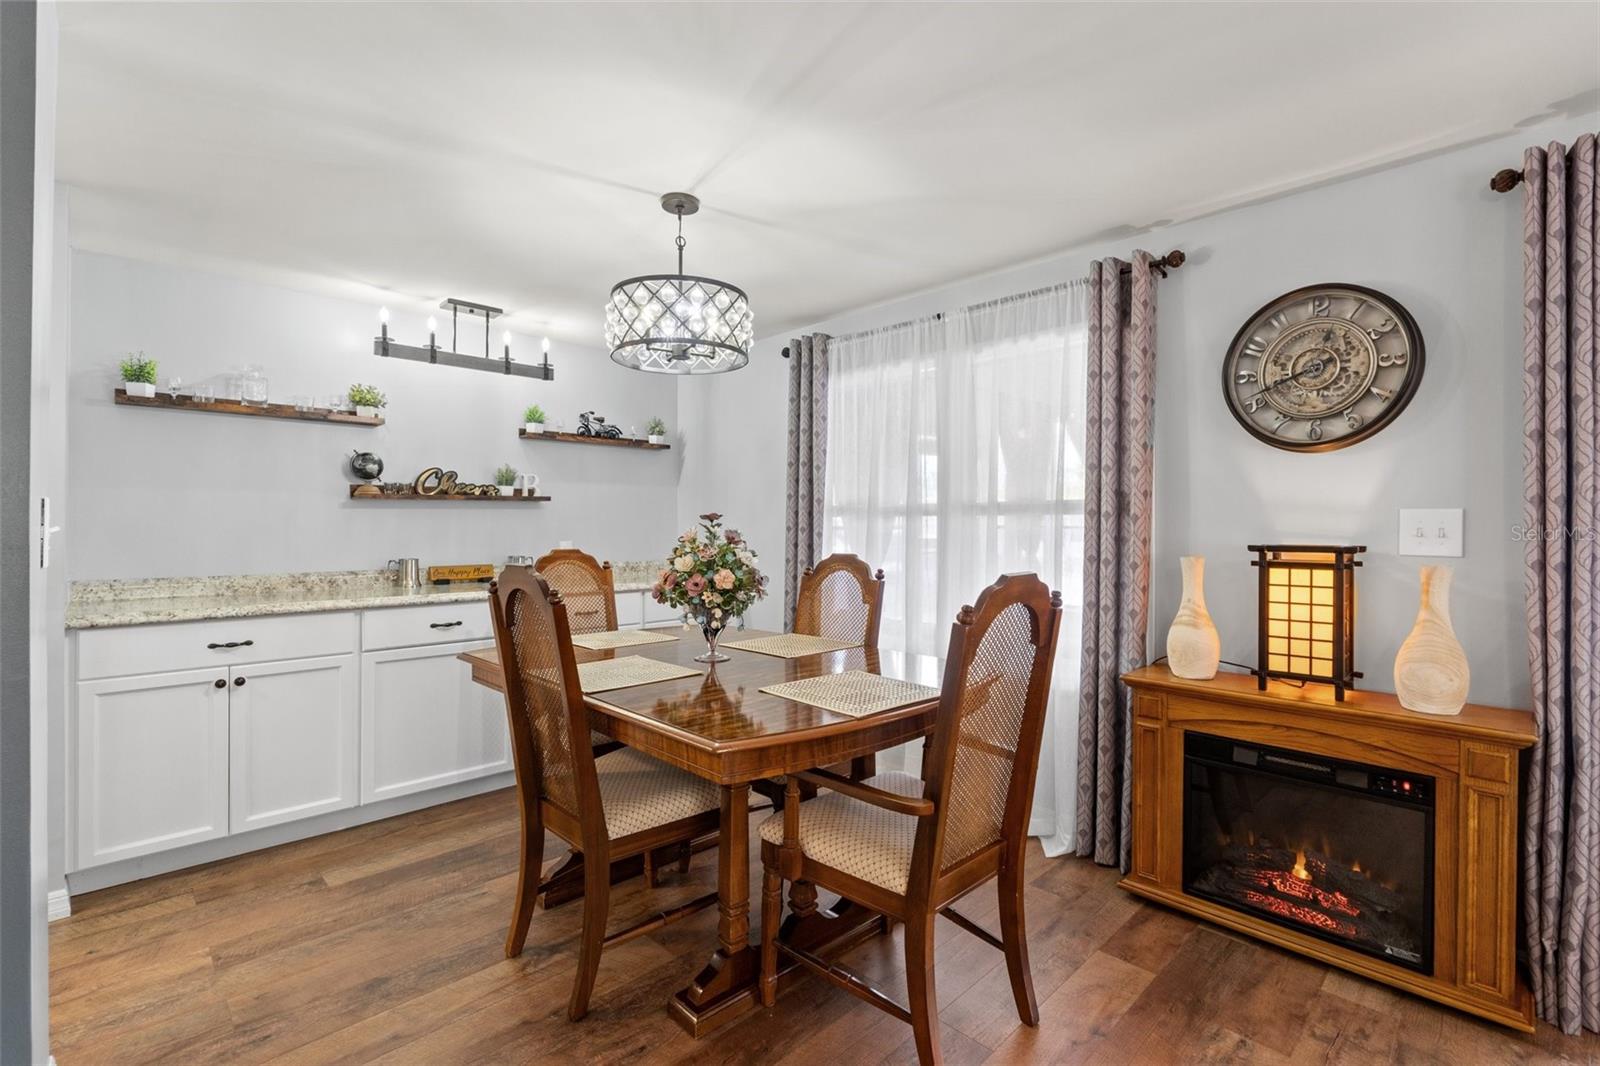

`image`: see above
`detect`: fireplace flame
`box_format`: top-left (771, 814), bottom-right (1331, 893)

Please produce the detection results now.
top-left (1291, 848), bottom-right (1310, 881)
top-left (1351, 859), bottom-right (1362, 875)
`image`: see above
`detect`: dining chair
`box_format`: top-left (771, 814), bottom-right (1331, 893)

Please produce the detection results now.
top-left (756, 573), bottom-right (1063, 1065)
top-left (533, 547), bottom-right (699, 887)
top-left (792, 553), bottom-right (886, 647)
top-left (794, 553), bottom-right (888, 780)
top-left (533, 547), bottom-right (618, 635)
top-left (488, 566), bottom-right (722, 1021)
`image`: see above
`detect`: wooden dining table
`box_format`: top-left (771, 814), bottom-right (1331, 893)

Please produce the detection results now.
top-left (459, 628), bottom-right (943, 1037)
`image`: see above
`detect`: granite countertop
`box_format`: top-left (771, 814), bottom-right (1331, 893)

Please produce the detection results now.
top-left (67, 565), bottom-right (660, 629)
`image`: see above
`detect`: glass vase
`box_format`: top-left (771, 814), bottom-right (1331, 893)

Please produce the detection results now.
top-left (695, 621), bottom-right (729, 663)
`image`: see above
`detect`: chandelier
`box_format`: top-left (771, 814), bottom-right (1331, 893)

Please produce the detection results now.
top-left (605, 192), bottom-right (752, 374)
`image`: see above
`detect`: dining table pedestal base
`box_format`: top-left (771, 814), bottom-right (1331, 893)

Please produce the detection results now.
top-left (667, 898), bottom-right (887, 1036)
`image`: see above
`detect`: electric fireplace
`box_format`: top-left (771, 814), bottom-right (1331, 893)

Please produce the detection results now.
top-left (1183, 731), bottom-right (1435, 974)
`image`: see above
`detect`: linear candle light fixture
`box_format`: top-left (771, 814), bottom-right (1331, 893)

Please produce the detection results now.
top-left (1248, 544), bottom-right (1365, 701)
top-left (375, 298), bottom-right (555, 380)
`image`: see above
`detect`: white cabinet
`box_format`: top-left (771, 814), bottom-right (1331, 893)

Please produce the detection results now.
top-left (229, 655), bottom-right (358, 833)
top-left (360, 640), bottom-right (511, 804)
top-left (75, 667), bottom-right (231, 868)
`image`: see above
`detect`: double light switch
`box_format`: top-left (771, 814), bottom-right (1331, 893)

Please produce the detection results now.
top-left (1398, 508), bottom-right (1463, 557)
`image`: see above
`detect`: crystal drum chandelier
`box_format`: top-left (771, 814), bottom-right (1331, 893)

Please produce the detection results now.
top-left (605, 192), bottom-right (752, 374)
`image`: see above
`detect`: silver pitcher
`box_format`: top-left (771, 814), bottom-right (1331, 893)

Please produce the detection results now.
top-left (387, 558), bottom-right (422, 589)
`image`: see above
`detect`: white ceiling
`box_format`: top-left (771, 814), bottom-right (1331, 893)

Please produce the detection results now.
top-left (56, 2), bottom-right (1600, 345)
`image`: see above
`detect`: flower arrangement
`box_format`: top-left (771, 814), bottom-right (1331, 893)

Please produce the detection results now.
top-left (653, 512), bottom-right (767, 661)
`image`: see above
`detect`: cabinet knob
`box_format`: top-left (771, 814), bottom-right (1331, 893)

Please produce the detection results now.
top-left (234, 676), bottom-right (246, 687)
top-left (214, 678), bottom-right (227, 689)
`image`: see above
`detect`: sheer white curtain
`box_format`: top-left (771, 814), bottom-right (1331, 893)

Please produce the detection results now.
top-left (823, 282), bottom-right (1089, 855)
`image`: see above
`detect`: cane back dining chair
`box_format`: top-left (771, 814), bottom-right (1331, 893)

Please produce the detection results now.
top-left (533, 547), bottom-right (618, 635)
top-left (792, 553), bottom-right (886, 648)
top-left (757, 573), bottom-right (1063, 1065)
top-left (488, 566), bottom-right (721, 1021)
top-left (533, 547), bottom-right (701, 886)
top-left (793, 553), bottom-right (888, 780)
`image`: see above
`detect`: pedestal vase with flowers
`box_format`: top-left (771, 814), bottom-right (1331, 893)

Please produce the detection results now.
top-left (651, 513), bottom-right (768, 663)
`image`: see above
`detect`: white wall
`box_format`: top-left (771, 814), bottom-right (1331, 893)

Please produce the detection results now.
top-left (691, 111), bottom-right (1600, 712)
top-left (67, 252), bottom-right (684, 579)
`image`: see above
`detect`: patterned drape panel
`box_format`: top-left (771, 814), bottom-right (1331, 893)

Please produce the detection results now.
top-left (1075, 251), bottom-right (1158, 869)
top-left (1520, 133), bottom-right (1599, 1037)
top-left (785, 334), bottom-right (830, 629)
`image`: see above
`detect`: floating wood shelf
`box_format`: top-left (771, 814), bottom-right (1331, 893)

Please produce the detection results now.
top-left (518, 429), bottom-right (669, 450)
top-left (348, 486), bottom-right (550, 502)
top-left (114, 388), bottom-right (384, 426)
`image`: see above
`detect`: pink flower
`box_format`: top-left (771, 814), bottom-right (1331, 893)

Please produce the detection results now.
top-left (664, 572), bottom-right (677, 589)
top-left (725, 529), bottom-right (742, 545)
top-left (713, 568), bottom-right (735, 590)
top-left (658, 568), bottom-right (671, 583)
top-left (698, 546), bottom-right (716, 561)
top-left (684, 573), bottom-right (706, 596)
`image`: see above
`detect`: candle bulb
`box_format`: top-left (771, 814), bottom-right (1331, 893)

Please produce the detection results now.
top-left (426, 316), bottom-right (438, 363)
top-left (378, 307), bottom-right (389, 354)
top-left (503, 331), bottom-right (512, 357)
top-left (541, 336), bottom-right (551, 356)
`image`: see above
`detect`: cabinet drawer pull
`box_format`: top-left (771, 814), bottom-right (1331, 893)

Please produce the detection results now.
top-left (206, 639), bottom-right (255, 650)
top-left (214, 678), bottom-right (227, 689)
top-left (429, 621), bottom-right (464, 630)
top-left (234, 676), bottom-right (247, 687)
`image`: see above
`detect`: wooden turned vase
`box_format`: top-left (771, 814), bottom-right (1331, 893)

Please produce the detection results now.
top-left (1394, 565), bottom-right (1470, 716)
top-left (1166, 556), bottom-right (1220, 680)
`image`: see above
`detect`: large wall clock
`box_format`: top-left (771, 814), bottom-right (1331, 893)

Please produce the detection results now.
top-left (1222, 283), bottom-right (1424, 452)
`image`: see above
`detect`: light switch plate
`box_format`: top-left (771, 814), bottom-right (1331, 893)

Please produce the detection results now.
top-left (1399, 508), bottom-right (1463, 557)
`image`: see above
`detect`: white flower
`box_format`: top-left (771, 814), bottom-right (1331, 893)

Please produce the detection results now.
top-left (673, 554), bottom-right (694, 572)
top-left (735, 548), bottom-right (754, 565)
top-left (711, 617), bottom-right (722, 629)
top-left (713, 607), bottom-right (723, 618)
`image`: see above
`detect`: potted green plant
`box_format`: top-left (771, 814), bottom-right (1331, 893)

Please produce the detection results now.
top-left (646, 416), bottom-right (668, 445)
top-left (120, 353), bottom-right (159, 398)
top-left (494, 463), bottom-right (519, 497)
top-left (523, 404), bottom-right (546, 435)
top-left (347, 383), bottom-right (386, 419)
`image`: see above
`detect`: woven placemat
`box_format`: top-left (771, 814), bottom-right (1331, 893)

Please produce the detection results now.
top-left (720, 633), bottom-right (861, 659)
top-left (759, 670), bottom-right (939, 719)
top-left (578, 656), bottom-right (701, 694)
top-left (570, 628), bottom-right (680, 652)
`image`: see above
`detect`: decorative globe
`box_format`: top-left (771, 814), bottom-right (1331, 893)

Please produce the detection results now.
top-left (350, 451), bottom-right (384, 481)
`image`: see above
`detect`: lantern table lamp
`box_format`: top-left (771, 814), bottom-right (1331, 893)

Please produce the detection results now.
top-left (1248, 544), bottom-right (1365, 700)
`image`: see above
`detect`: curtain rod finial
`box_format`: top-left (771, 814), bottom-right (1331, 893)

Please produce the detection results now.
top-left (1491, 168), bottom-right (1524, 194)
top-left (1162, 250), bottom-right (1186, 269)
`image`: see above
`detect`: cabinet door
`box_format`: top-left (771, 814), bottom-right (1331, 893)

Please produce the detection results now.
top-left (229, 654), bottom-right (359, 834)
top-left (361, 641), bottom-right (512, 804)
top-left (75, 667), bottom-right (230, 869)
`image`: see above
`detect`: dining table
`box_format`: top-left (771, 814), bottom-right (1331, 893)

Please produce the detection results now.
top-left (459, 627), bottom-right (944, 1036)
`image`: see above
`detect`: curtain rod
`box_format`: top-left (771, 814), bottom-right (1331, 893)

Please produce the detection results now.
top-left (1491, 168), bottom-right (1524, 193)
top-left (782, 249), bottom-right (1185, 355)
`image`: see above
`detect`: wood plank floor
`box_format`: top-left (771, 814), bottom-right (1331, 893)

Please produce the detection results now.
top-left (50, 788), bottom-right (1600, 1065)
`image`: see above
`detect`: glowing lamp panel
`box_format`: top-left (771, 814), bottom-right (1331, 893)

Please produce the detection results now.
top-left (1265, 566), bottom-right (1336, 679)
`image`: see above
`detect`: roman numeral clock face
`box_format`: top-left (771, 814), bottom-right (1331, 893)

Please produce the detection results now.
top-left (1222, 284), bottom-right (1424, 451)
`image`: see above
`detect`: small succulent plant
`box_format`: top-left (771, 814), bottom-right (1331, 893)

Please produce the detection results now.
top-left (119, 353), bottom-right (158, 384)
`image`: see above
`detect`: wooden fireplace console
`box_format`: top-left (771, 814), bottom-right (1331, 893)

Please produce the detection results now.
top-left (1119, 665), bottom-right (1537, 1031)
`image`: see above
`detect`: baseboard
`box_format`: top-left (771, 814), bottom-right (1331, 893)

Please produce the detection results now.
top-left (47, 888), bottom-right (71, 922)
top-left (67, 772), bottom-right (515, 895)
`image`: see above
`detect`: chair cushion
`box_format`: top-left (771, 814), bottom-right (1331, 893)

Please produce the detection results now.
top-left (757, 771), bottom-right (925, 894)
top-left (597, 747), bottom-right (720, 841)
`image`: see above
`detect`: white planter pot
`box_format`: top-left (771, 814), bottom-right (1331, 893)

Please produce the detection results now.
top-left (648, 434), bottom-right (666, 445)
top-left (525, 422), bottom-right (544, 434)
top-left (124, 381), bottom-right (156, 398)
top-left (498, 486), bottom-right (515, 497)
top-left (355, 405), bottom-right (379, 419)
